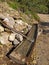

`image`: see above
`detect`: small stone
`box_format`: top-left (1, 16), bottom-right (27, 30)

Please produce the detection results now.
top-left (37, 28), bottom-right (43, 36)
top-left (0, 25), bottom-right (4, 32)
top-left (9, 33), bottom-right (16, 41)
top-left (13, 39), bottom-right (19, 45)
top-left (33, 60), bottom-right (37, 65)
top-left (27, 25), bottom-right (32, 30)
top-left (30, 60), bottom-right (37, 65)
top-left (22, 58), bottom-right (25, 62)
top-left (16, 33), bottom-right (23, 42)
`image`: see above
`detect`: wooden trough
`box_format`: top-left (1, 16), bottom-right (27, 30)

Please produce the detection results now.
top-left (7, 24), bottom-right (38, 65)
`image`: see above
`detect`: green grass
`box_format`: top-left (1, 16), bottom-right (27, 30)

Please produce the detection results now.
top-left (7, 1), bottom-right (40, 23)
top-left (31, 12), bottom-right (40, 21)
top-left (7, 1), bottom-right (19, 10)
top-left (25, 10), bottom-right (40, 22)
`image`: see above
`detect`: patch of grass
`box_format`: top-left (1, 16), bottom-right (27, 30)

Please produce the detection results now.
top-left (31, 12), bottom-right (40, 22)
top-left (7, 1), bottom-right (40, 23)
top-left (25, 10), bottom-right (40, 22)
top-left (7, 1), bottom-right (19, 10)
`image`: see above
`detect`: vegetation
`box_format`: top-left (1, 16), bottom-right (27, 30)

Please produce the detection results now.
top-left (0, 0), bottom-right (49, 21)
top-left (12, 0), bottom-right (49, 14)
top-left (0, 0), bottom-right (49, 14)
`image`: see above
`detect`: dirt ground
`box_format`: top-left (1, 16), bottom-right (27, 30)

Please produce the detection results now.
top-left (36, 33), bottom-right (49, 65)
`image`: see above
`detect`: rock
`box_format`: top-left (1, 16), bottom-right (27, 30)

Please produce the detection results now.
top-left (3, 17), bottom-right (15, 28)
top-left (16, 33), bottom-right (23, 42)
top-left (38, 28), bottom-right (43, 36)
top-left (22, 58), bottom-right (25, 62)
top-left (9, 33), bottom-right (16, 42)
top-left (14, 20), bottom-right (32, 33)
top-left (13, 39), bottom-right (20, 45)
top-left (15, 20), bottom-right (24, 25)
top-left (0, 32), bottom-right (11, 44)
top-left (21, 27), bottom-right (29, 34)
top-left (25, 22), bottom-right (28, 26)
top-left (14, 20), bottom-right (27, 31)
top-left (0, 25), bottom-right (4, 32)
top-left (10, 10), bottom-right (21, 19)
top-left (33, 60), bottom-right (37, 65)
top-left (0, 13), bottom-right (5, 20)
top-left (14, 23), bottom-right (23, 31)
top-left (27, 25), bottom-right (32, 30)
top-left (21, 24), bottom-right (32, 34)
top-left (30, 60), bottom-right (37, 65)
top-left (25, 22), bottom-right (32, 30)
